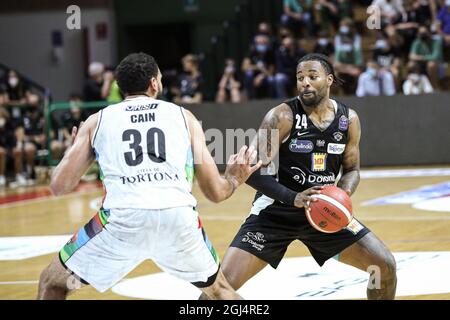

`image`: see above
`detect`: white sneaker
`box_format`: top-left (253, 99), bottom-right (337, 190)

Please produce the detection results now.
top-left (15, 174), bottom-right (28, 187)
top-left (0, 175), bottom-right (6, 187)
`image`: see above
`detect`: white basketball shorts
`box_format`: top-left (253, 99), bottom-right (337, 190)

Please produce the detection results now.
top-left (59, 206), bottom-right (220, 292)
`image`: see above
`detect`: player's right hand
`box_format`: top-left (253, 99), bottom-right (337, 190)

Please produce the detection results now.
top-left (294, 186), bottom-right (323, 209)
top-left (225, 145), bottom-right (263, 188)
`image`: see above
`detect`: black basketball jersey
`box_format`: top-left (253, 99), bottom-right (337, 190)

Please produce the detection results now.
top-left (276, 96), bottom-right (350, 193)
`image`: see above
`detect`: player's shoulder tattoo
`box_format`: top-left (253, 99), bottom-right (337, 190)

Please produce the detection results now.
top-left (261, 103), bottom-right (293, 130)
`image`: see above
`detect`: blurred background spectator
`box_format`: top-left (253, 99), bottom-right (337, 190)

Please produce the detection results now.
top-left (356, 60), bottom-right (396, 97)
top-left (216, 59), bottom-right (242, 103)
top-left (242, 34), bottom-right (276, 99)
top-left (275, 36), bottom-right (306, 98)
top-left (51, 94), bottom-right (85, 161)
top-left (173, 54), bottom-right (204, 105)
top-left (313, 29), bottom-right (336, 58)
top-left (409, 25), bottom-right (443, 88)
top-left (334, 18), bottom-right (364, 94)
top-left (403, 62), bottom-right (434, 94)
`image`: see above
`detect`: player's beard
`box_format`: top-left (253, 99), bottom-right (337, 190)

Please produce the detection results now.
top-left (299, 84), bottom-right (327, 108)
top-left (299, 90), bottom-right (325, 107)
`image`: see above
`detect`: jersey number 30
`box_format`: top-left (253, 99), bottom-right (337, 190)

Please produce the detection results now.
top-left (122, 128), bottom-right (166, 166)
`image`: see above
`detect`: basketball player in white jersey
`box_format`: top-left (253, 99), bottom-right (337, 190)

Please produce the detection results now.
top-left (37, 53), bottom-right (261, 300)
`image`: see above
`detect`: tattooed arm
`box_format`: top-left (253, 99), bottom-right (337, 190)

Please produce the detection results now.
top-left (337, 108), bottom-right (361, 196)
top-left (246, 103), bottom-right (322, 207)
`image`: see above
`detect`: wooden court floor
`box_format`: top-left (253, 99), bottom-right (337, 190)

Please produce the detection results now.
top-left (0, 166), bottom-right (449, 300)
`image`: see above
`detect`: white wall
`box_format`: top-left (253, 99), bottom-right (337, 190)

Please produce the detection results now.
top-left (0, 8), bottom-right (116, 101)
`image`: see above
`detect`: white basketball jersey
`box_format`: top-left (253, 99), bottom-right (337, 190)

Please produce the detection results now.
top-left (92, 96), bottom-right (196, 209)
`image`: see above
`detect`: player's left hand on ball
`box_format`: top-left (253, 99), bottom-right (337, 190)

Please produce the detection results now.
top-left (294, 186), bottom-right (324, 209)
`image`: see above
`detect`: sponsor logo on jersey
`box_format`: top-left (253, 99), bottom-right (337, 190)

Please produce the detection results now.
top-left (289, 139), bottom-right (314, 153)
top-left (339, 115), bottom-right (349, 131)
top-left (312, 153), bottom-right (327, 171)
top-left (297, 131), bottom-right (309, 137)
top-left (291, 167), bottom-right (336, 185)
top-left (125, 103), bottom-right (159, 112)
top-left (241, 232), bottom-right (266, 251)
top-left (120, 172), bottom-right (180, 184)
top-left (316, 140), bottom-right (325, 147)
top-left (327, 143), bottom-right (346, 154)
top-left (332, 132), bottom-right (344, 142)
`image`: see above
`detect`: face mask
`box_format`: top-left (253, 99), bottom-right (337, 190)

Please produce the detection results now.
top-left (225, 66), bottom-right (235, 74)
top-left (419, 33), bottom-right (429, 40)
top-left (0, 118), bottom-right (5, 128)
top-left (8, 77), bottom-right (19, 88)
top-left (367, 67), bottom-right (377, 77)
top-left (256, 44), bottom-right (269, 53)
top-left (340, 26), bottom-right (350, 35)
top-left (375, 40), bottom-right (388, 50)
top-left (318, 38), bottom-right (329, 46)
top-left (409, 74), bottom-right (420, 82)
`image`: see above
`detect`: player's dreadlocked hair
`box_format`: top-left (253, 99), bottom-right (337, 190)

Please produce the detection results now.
top-left (297, 53), bottom-right (343, 86)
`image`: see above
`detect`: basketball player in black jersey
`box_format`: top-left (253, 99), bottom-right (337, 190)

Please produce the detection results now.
top-left (201, 53), bottom-right (397, 300)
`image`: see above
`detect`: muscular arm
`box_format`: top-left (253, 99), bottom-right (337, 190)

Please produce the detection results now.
top-left (246, 103), bottom-right (300, 205)
top-left (50, 114), bottom-right (97, 195)
top-left (185, 109), bottom-right (260, 203)
top-left (337, 108), bottom-right (361, 196)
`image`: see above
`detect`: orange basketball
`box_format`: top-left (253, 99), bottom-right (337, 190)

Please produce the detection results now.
top-left (305, 185), bottom-right (353, 233)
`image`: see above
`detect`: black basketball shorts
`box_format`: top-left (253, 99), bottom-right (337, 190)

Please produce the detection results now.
top-left (230, 196), bottom-right (370, 268)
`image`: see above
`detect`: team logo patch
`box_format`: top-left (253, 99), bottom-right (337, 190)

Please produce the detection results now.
top-left (345, 218), bottom-right (364, 235)
top-left (125, 103), bottom-right (159, 111)
top-left (311, 153), bottom-right (327, 172)
top-left (327, 143), bottom-right (346, 155)
top-left (289, 139), bottom-right (314, 153)
top-left (316, 140), bottom-right (325, 147)
top-left (333, 132), bottom-right (344, 142)
top-left (339, 115), bottom-right (349, 131)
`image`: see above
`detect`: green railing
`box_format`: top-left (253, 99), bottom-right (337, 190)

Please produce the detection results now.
top-left (45, 101), bottom-right (109, 166)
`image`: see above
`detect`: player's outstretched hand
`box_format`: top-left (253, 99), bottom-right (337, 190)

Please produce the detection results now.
top-left (225, 145), bottom-right (263, 188)
top-left (294, 186), bottom-right (324, 209)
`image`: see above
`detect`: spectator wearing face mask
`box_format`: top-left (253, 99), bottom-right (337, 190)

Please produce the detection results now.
top-left (409, 26), bottom-right (443, 88)
top-left (274, 36), bottom-right (307, 98)
top-left (313, 30), bottom-right (335, 58)
top-left (356, 61), bottom-right (396, 97)
top-left (402, 63), bottom-right (433, 95)
top-left (255, 22), bottom-right (278, 50)
top-left (334, 18), bottom-right (364, 94)
top-left (173, 54), bottom-right (204, 104)
top-left (3, 69), bottom-right (39, 131)
top-left (242, 34), bottom-right (276, 99)
top-left (372, 34), bottom-right (402, 86)
top-left (0, 107), bottom-right (23, 188)
top-left (216, 59), bottom-right (241, 103)
top-left (2, 69), bottom-right (39, 186)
